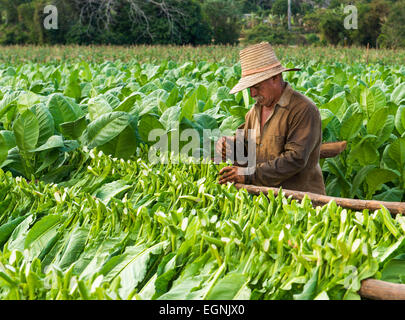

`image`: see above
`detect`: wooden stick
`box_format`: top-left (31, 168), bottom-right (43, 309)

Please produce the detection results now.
top-left (359, 279), bottom-right (405, 300)
top-left (234, 184), bottom-right (405, 215)
top-left (366, 43), bottom-right (370, 64)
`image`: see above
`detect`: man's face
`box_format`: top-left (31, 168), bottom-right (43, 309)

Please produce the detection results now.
top-left (249, 75), bottom-right (282, 108)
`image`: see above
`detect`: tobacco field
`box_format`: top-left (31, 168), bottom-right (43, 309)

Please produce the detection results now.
top-left (0, 46), bottom-right (405, 300)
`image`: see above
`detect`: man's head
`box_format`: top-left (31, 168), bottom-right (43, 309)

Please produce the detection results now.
top-left (249, 73), bottom-right (285, 108)
top-left (229, 42), bottom-right (300, 95)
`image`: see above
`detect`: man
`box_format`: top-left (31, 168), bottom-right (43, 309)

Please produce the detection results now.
top-left (217, 42), bottom-right (326, 195)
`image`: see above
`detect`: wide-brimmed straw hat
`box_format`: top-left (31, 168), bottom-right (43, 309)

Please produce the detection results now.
top-left (229, 42), bottom-right (301, 94)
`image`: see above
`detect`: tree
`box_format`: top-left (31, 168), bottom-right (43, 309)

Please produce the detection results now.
top-left (68, 0), bottom-right (211, 45)
top-left (201, 0), bottom-right (243, 45)
top-left (378, 0), bottom-right (405, 48)
top-left (0, 0), bottom-right (211, 45)
top-left (349, 0), bottom-right (390, 47)
top-left (319, 8), bottom-right (348, 45)
top-left (271, 0), bottom-right (301, 16)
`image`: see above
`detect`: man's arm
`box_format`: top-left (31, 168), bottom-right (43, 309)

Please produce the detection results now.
top-left (245, 104), bottom-right (321, 186)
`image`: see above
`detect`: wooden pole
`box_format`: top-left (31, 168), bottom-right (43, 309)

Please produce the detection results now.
top-left (234, 184), bottom-right (405, 215)
top-left (366, 42), bottom-right (370, 64)
top-left (359, 279), bottom-right (405, 300)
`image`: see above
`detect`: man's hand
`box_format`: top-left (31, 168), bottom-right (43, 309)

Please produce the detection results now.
top-left (215, 136), bottom-right (235, 160)
top-left (218, 166), bottom-right (246, 185)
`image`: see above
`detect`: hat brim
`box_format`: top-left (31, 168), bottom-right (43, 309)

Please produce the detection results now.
top-left (229, 67), bottom-right (301, 94)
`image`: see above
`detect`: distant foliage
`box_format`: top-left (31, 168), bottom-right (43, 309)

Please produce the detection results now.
top-left (0, 0), bottom-right (403, 48)
top-left (378, 0), bottom-right (405, 49)
top-left (0, 0), bottom-right (212, 45)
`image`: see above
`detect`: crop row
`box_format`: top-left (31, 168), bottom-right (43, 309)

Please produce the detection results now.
top-left (0, 148), bottom-right (405, 300)
top-left (0, 60), bottom-right (404, 200)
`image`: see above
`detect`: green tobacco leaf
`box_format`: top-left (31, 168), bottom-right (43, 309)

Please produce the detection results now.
top-left (360, 87), bottom-right (386, 119)
top-left (98, 125), bottom-right (137, 159)
top-left (0, 216), bottom-right (26, 248)
top-left (394, 105), bottom-right (405, 136)
top-left (387, 137), bottom-right (405, 170)
top-left (104, 93), bottom-right (120, 109)
top-left (6, 215), bottom-right (34, 252)
top-left (63, 69), bottom-right (82, 102)
top-left (165, 87), bottom-right (179, 108)
top-left (219, 116), bottom-right (244, 136)
top-left (230, 106), bottom-right (248, 118)
top-left (116, 242), bottom-right (167, 299)
top-left (100, 244), bottom-right (147, 281)
top-left (17, 92), bottom-right (40, 113)
top-left (375, 115), bottom-right (395, 148)
top-left (368, 107), bottom-right (388, 136)
top-left (391, 82), bottom-right (405, 105)
top-left (77, 237), bottom-right (124, 279)
top-left (35, 149), bottom-right (60, 173)
top-left (31, 103), bottom-right (55, 147)
top-left (381, 254), bottom-right (405, 284)
top-left (94, 180), bottom-right (131, 204)
top-left (322, 92), bottom-right (345, 119)
top-left (0, 130), bottom-right (16, 149)
top-left (157, 253), bottom-right (213, 300)
top-left (348, 137), bottom-right (379, 166)
top-left (1, 147), bottom-right (23, 173)
top-left (365, 168), bottom-right (400, 198)
top-left (160, 106), bottom-right (182, 133)
top-left (57, 226), bottom-right (89, 270)
top-left (181, 93), bottom-right (197, 121)
top-left (378, 236), bottom-right (405, 265)
top-left (61, 140), bottom-right (80, 153)
top-left (193, 114), bottom-right (218, 131)
top-left (339, 107), bottom-right (363, 141)
top-left (152, 254), bottom-right (177, 299)
top-left (24, 214), bottom-right (63, 257)
top-left (0, 135), bottom-right (8, 165)
top-left (60, 116), bottom-right (87, 140)
top-left (205, 273), bottom-right (250, 300)
top-left (83, 112), bottom-right (131, 149)
top-left (115, 92), bottom-right (143, 112)
top-left (319, 109), bottom-right (335, 131)
top-left (138, 114), bottom-right (164, 143)
top-left (88, 95), bottom-right (113, 121)
top-left (293, 266), bottom-right (319, 300)
top-left (350, 165), bottom-right (376, 198)
top-left (32, 135), bottom-right (64, 152)
top-left (157, 278), bottom-right (203, 300)
top-left (0, 91), bottom-right (21, 118)
top-left (47, 93), bottom-right (84, 129)
top-left (12, 109), bottom-right (39, 154)
top-left (373, 187), bottom-right (404, 202)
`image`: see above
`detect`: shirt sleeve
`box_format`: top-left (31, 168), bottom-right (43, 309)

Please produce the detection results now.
top-left (247, 103), bottom-right (321, 186)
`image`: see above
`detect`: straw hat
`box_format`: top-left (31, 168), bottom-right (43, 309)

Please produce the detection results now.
top-left (229, 42), bottom-right (301, 94)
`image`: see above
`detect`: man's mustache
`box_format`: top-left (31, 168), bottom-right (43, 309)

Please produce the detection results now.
top-left (254, 96), bottom-right (264, 104)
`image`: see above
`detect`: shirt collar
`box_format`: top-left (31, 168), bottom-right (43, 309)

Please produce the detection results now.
top-left (276, 82), bottom-right (293, 108)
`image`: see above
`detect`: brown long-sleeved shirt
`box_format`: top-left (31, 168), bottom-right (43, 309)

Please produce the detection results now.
top-left (241, 83), bottom-right (326, 195)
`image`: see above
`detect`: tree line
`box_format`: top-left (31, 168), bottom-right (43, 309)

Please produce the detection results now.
top-left (0, 0), bottom-right (403, 48)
